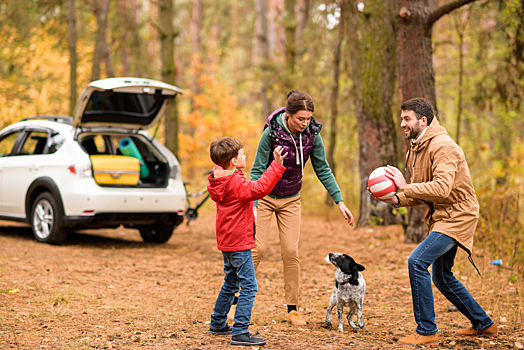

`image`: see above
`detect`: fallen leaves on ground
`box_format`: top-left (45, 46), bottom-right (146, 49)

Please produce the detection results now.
top-left (0, 211), bottom-right (522, 349)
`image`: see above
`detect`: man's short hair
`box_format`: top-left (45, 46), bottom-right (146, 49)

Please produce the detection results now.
top-left (401, 98), bottom-right (435, 125)
top-left (210, 137), bottom-right (243, 168)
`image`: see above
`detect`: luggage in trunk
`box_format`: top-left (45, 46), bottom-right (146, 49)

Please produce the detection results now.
top-left (91, 155), bottom-right (140, 186)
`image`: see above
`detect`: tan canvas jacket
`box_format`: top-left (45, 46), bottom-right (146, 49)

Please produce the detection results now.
top-left (397, 117), bottom-right (479, 255)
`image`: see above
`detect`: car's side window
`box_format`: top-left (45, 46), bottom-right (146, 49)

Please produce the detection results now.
top-left (0, 131), bottom-right (22, 157)
top-left (19, 131), bottom-right (49, 155)
top-left (46, 132), bottom-right (65, 154)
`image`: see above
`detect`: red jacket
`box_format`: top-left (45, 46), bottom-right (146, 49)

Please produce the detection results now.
top-left (207, 161), bottom-right (286, 251)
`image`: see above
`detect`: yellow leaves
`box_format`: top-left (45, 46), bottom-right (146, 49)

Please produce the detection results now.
top-left (179, 70), bottom-right (261, 178)
top-left (0, 21), bottom-right (92, 126)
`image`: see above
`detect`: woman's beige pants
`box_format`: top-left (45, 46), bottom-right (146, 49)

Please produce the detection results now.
top-left (252, 195), bottom-right (301, 305)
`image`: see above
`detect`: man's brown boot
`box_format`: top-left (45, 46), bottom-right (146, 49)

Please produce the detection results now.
top-left (287, 310), bottom-right (307, 326)
top-left (456, 323), bottom-right (498, 337)
top-left (398, 333), bottom-right (439, 346)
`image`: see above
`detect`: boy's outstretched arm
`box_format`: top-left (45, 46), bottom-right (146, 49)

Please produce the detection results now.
top-left (237, 147), bottom-right (287, 202)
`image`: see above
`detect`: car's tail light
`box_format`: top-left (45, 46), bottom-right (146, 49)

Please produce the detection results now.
top-left (68, 164), bottom-right (92, 178)
top-left (169, 164), bottom-right (181, 179)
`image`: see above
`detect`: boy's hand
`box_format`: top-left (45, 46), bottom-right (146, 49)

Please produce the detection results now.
top-left (273, 146), bottom-right (288, 166)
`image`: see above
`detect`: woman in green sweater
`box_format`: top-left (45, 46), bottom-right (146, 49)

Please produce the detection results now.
top-left (250, 90), bottom-right (354, 325)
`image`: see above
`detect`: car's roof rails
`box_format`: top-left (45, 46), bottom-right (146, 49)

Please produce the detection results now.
top-left (21, 116), bottom-right (73, 125)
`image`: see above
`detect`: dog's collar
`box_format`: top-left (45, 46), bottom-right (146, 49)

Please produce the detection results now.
top-left (335, 279), bottom-right (351, 288)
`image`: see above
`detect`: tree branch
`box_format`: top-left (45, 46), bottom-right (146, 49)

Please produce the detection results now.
top-left (429, 0), bottom-right (478, 25)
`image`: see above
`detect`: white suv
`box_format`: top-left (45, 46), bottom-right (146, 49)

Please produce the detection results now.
top-left (0, 78), bottom-right (186, 244)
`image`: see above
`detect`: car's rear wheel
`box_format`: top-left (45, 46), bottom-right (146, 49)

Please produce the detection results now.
top-left (31, 192), bottom-right (68, 244)
top-left (138, 224), bottom-right (174, 243)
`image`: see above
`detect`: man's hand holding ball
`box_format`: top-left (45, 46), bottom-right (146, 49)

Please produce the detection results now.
top-left (367, 165), bottom-right (407, 206)
top-left (384, 165), bottom-right (407, 192)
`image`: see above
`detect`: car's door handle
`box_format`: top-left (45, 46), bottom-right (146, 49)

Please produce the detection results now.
top-left (29, 166), bottom-right (40, 171)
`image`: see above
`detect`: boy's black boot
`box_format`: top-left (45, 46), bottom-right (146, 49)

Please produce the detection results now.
top-left (231, 332), bottom-right (266, 346)
top-left (209, 324), bottom-right (232, 335)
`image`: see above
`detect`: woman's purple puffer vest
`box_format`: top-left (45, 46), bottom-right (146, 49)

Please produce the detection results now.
top-left (265, 107), bottom-right (322, 197)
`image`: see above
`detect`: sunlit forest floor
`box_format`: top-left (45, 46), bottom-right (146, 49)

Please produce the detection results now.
top-left (1, 211), bottom-right (523, 349)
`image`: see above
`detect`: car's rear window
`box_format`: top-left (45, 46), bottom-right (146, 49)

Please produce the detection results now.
top-left (85, 91), bottom-right (162, 115)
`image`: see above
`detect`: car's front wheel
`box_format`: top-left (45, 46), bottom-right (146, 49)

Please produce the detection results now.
top-left (138, 224), bottom-right (174, 243)
top-left (30, 192), bottom-right (68, 244)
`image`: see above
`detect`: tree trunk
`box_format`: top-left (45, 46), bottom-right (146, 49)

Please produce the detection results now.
top-left (348, 0), bottom-right (399, 227)
top-left (456, 30), bottom-right (464, 145)
top-left (232, 0), bottom-right (239, 89)
top-left (453, 8), bottom-right (471, 145)
top-left (159, 0), bottom-right (179, 156)
top-left (395, 0), bottom-right (477, 242)
top-left (91, 0), bottom-right (114, 81)
top-left (284, 0), bottom-right (296, 76)
top-left (118, 0), bottom-right (140, 77)
top-left (255, 0), bottom-right (271, 120)
top-left (325, 0), bottom-right (346, 206)
top-left (295, 0), bottom-right (310, 65)
top-left (267, 0), bottom-right (284, 61)
top-left (130, 0), bottom-right (146, 77)
top-left (67, 0), bottom-right (77, 116)
top-left (191, 0), bottom-right (202, 95)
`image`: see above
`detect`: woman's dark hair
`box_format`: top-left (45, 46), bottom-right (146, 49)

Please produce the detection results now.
top-left (401, 98), bottom-right (435, 125)
top-left (286, 90), bottom-right (314, 115)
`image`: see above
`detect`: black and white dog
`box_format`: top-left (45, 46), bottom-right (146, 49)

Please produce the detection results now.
top-left (325, 253), bottom-right (366, 332)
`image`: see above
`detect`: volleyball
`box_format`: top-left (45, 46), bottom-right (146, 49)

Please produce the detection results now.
top-left (368, 166), bottom-right (397, 200)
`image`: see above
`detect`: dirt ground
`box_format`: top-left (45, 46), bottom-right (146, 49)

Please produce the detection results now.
top-left (1, 210), bottom-right (523, 349)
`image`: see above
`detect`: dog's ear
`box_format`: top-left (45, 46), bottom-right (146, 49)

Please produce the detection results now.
top-left (356, 263), bottom-right (365, 271)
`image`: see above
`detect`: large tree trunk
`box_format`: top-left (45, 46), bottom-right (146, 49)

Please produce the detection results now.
top-left (159, 0), bottom-right (179, 156)
top-left (67, 0), bottom-right (77, 115)
top-left (348, 0), bottom-right (399, 227)
top-left (325, 0), bottom-right (346, 206)
top-left (255, 0), bottom-right (271, 120)
top-left (91, 0), bottom-right (114, 81)
top-left (396, 0), bottom-right (477, 242)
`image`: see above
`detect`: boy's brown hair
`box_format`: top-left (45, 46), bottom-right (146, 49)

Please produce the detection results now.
top-left (210, 137), bottom-right (244, 168)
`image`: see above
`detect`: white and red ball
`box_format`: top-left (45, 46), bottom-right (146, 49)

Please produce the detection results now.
top-left (368, 166), bottom-right (397, 200)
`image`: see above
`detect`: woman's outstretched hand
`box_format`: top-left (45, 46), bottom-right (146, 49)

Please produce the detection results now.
top-left (273, 146), bottom-right (288, 166)
top-left (338, 201), bottom-right (354, 226)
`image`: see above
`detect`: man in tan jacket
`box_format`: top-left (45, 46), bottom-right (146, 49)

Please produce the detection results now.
top-left (375, 98), bottom-right (496, 346)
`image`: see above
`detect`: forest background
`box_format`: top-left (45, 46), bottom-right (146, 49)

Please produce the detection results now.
top-left (0, 0), bottom-right (523, 276)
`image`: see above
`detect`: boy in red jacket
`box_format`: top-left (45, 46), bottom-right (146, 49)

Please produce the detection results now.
top-left (207, 137), bottom-right (287, 346)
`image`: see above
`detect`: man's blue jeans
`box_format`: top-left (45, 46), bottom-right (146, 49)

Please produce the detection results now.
top-left (210, 250), bottom-right (257, 336)
top-left (408, 231), bottom-right (493, 335)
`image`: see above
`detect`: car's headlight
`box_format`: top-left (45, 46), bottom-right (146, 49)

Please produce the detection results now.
top-left (68, 164), bottom-right (92, 178)
top-left (169, 164), bottom-right (181, 179)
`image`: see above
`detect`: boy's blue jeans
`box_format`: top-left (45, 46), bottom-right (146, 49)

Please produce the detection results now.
top-left (408, 231), bottom-right (494, 335)
top-left (211, 249), bottom-right (257, 336)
